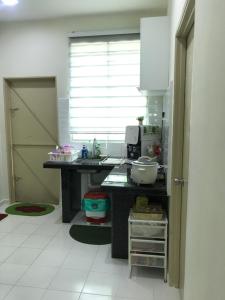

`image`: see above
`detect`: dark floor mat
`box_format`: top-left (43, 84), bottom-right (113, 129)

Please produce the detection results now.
top-left (69, 224), bottom-right (111, 245)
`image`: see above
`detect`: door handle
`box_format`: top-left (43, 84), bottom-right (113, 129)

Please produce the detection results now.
top-left (173, 178), bottom-right (185, 185)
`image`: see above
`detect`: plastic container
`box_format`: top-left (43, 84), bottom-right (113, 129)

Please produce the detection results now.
top-left (131, 239), bottom-right (165, 253)
top-left (130, 223), bottom-right (165, 239)
top-left (82, 192), bottom-right (110, 224)
top-left (48, 151), bottom-right (78, 162)
top-left (130, 254), bottom-right (165, 268)
top-left (48, 145), bottom-right (79, 162)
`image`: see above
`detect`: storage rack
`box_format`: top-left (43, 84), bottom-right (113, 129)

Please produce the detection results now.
top-left (128, 211), bottom-right (168, 282)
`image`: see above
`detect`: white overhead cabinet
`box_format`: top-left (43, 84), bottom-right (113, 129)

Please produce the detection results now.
top-left (140, 17), bottom-right (170, 91)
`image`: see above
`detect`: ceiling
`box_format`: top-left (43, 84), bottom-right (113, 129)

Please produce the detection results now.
top-left (0, 0), bottom-right (168, 22)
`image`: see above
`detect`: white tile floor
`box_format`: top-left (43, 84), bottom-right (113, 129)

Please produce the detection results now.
top-left (0, 204), bottom-right (180, 300)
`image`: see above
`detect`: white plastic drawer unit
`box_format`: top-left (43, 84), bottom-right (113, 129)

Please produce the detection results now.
top-left (130, 254), bottom-right (165, 268)
top-left (131, 239), bottom-right (165, 253)
top-left (130, 222), bottom-right (166, 239)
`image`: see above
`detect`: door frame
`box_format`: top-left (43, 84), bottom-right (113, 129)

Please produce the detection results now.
top-left (4, 79), bottom-right (15, 203)
top-left (3, 76), bottom-right (58, 203)
top-left (169, 0), bottom-right (195, 288)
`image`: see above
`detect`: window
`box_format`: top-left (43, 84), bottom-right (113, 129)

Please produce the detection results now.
top-left (69, 34), bottom-right (148, 142)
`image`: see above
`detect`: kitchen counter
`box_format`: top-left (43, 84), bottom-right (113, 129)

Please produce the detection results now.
top-left (43, 159), bottom-right (114, 222)
top-left (43, 158), bottom-right (114, 170)
top-left (102, 164), bottom-right (166, 193)
top-left (101, 164), bottom-right (168, 259)
top-left (43, 159), bottom-right (168, 259)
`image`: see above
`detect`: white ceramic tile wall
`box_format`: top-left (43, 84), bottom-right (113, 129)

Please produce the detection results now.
top-left (0, 203), bottom-right (180, 300)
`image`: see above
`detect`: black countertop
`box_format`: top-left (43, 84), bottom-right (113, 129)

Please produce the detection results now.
top-left (43, 159), bottom-right (167, 194)
top-left (101, 164), bottom-right (167, 193)
top-left (102, 164), bottom-right (167, 258)
top-left (43, 158), bottom-right (114, 171)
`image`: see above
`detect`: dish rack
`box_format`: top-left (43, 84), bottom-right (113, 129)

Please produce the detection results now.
top-left (48, 150), bottom-right (79, 162)
top-left (128, 210), bottom-right (168, 282)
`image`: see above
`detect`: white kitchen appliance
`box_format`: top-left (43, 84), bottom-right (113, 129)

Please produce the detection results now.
top-left (125, 125), bottom-right (161, 159)
top-left (130, 157), bottom-right (159, 185)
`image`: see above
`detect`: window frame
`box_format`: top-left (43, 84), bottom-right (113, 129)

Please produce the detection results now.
top-left (68, 32), bottom-right (148, 143)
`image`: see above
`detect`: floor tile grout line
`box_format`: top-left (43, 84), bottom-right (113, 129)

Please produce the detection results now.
top-left (42, 246), bottom-right (95, 292)
top-left (0, 208), bottom-right (62, 292)
top-left (1, 208), bottom-right (173, 300)
top-left (16, 214), bottom-right (63, 271)
top-left (0, 244), bottom-right (20, 264)
top-left (35, 230), bottom-right (101, 295)
top-left (79, 244), bottom-right (101, 294)
top-left (2, 285), bottom-right (47, 300)
top-left (16, 209), bottom-right (73, 293)
top-left (39, 289), bottom-right (81, 300)
top-left (0, 233), bottom-right (34, 249)
top-left (41, 239), bottom-right (76, 291)
top-left (1, 214), bottom-right (51, 283)
top-left (7, 263), bottom-right (30, 288)
top-left (1, 284), bottom-right (15, 300)
top-left (3, 223), bottom-right (59, 268)
top-left (19, 210), bottom-right (63, 252)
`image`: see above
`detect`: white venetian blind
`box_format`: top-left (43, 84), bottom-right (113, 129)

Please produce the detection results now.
top-left (69, 34), bottom-right (148, 142)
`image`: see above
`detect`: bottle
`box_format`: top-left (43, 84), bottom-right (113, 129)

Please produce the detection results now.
top-left (92, 138), bottom-right (96, 158)
top-left (84, 147), bottom-right (88, 159)
top-left (81, 145), bottom-right (88, 159)
top-left (154, 144), bottom-right (161, 157)
top-left (95, 143), bottom-right (101, 158)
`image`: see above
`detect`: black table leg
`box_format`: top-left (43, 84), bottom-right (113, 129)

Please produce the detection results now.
top-left (111, 191), bottom-right (135, 258)
top-left (61, 169), bottom-right (81, 223)
top-left (111, 191), bottom-right (168, 258)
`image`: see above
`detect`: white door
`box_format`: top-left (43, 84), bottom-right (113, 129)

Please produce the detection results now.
top-left (6, 77), bottom-right (60, 204)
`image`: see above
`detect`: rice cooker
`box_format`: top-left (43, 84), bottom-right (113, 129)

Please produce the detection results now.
top-left (130, 156), bottom-right (159, 185)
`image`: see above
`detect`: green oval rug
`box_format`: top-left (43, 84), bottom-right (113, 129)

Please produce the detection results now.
top-left (69, 224), bottom-right (111, 245)
top-left (5, 203), bottom-right (55, 216)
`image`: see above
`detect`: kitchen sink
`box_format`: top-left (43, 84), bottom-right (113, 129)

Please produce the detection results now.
top-left (75, 158), bottom-right (103, 165)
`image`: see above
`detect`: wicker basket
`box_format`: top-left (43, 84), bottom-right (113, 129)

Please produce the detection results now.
top-left (132, 211), bottom-right (163, 221)
top-left (132, 204), bottom-right (164, 221)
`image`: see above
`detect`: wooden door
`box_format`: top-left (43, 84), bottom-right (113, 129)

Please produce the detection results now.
top-left (169, 0), bottom-right (195, 289)
top-left (5, 77), bottom-right (59, 204)
top-left (179, 25), bottom-right (194, 290)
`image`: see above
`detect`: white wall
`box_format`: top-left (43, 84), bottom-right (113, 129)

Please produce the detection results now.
top-left (0, 11), bottom-right (157, 201)
top-left (184, 0), bottom-right (225, 298)
top-left (168, 0), bottom-right (225, 299)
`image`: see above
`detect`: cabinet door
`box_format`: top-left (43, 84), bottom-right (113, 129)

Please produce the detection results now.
top-left (140, 17), bottom-right (169, 91)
